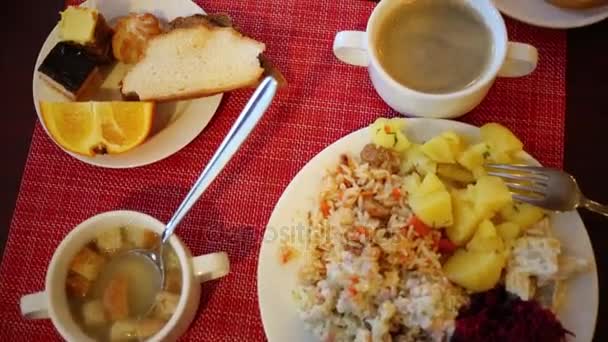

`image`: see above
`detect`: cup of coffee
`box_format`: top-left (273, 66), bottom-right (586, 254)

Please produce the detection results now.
top-left (20, 210), bottom-right (229, 341)
top-left (333, 0), bottom-right (538, 118)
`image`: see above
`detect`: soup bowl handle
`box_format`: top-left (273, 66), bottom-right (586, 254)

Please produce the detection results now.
top-left (498, 42), bottom-right (538, 78)
top-left (20, 291), bottom-right (49, 319)
top-left (333, 31), bottom-right (369, 67)
top-left (191, 252), bottom-right (230, 283)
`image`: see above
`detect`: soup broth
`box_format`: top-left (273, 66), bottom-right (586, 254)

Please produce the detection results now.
top-left (375, 0), bottom-right (493, 94)
top-left (65, 226), bottom-right (183, 342)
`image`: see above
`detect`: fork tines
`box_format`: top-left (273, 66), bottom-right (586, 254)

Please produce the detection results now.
top-left (485, 164), bottom-right (549, 203)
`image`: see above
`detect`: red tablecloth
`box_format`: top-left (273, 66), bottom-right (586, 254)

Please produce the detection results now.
top-left (0, 0), bottom-right (566, 340)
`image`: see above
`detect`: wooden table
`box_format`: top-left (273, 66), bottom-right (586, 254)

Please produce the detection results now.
top-left (2, 1), bottom-right (606, 340)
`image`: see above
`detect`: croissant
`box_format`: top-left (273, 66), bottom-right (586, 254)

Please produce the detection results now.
top-left (112, 13), bottom-right (162, 64)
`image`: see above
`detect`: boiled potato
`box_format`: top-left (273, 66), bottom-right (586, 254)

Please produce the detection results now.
top-left (437, 164), bottom-right (475, 184)
top-left (500, 202), bottom-right (545, 230)
top-left (421, 131), bottom-right (463, 164)
top-left (496, 222), bottom-right (521, 242)
top-left (410, 191), bottom-right (453, 228)
top-left (457, 142), bottom-right (489, 172)
top-left (401, 144), bottom-right (437, 176)
top-left (470, 176), bottom-right (512, 220)
top-left (416, 172), bottom-right (445, 196)
top-left (466, 220), bottom-right (505, 253)
top-left (446, 190), bottom-right (480, 245)
top-left (403, 173), bottom-right (421, 195)
top-left (443, 249), bottom-right (507, 292)
top-left (370, 117), bottom-right (410, 152)
top-left (480, 123), bottom-right (523, 154)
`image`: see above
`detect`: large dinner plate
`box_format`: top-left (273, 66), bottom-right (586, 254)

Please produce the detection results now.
top-left (32, 0), bottom-right (222, 168)
top-left (257, 118), bottom-right (598, 342)
top-left (493, 0), bottom-right (608, 28)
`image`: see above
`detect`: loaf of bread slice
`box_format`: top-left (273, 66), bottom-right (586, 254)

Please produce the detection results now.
top-left (121, 18), bottom-right (266, 101)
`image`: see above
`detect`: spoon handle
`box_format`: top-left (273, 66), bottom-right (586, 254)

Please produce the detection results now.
top-left (162, 77), bottom-right (278, 243)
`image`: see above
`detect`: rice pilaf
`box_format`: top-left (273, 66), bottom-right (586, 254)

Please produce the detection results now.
top-left (293, 146), bottom-right (468, 342)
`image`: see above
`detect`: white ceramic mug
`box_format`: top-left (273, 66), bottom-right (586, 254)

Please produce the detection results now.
top-left (19, 210), bottom-right (230, 342)
top-left (333, 0), bottom-right (539, 118)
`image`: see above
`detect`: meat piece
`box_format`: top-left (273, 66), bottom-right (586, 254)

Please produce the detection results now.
top-left (103, 274), bottom-right (129, 320)
top-left (363, 199), bottom-right (391, 219)
top-left (505, 270), bottom-right (535, 301)
top-left (66, 273), bottom-right (92, 298)
top-left (360, 144), bottom-right (400, 172)
top-left (125, 227), bottom-right (159, 249)
top-left (70, 246), bottom-right (105, 281)
top-left (509, 237), bottom-right (560, 278)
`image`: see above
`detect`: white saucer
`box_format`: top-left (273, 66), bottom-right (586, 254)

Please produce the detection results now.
top-left (32, 0), bottom-right (222, 168)
top-left (493, 0), bottom-right (608, 28)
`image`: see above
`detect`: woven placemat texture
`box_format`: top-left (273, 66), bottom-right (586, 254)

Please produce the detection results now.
top-left (0, 0), bottom-right (566, 340)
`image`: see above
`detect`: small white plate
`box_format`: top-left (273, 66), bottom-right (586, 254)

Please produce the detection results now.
top-left (257, 118), bottom-right (598, 342)
top-left (493, 0), bottom-right (608, 29)
top-left (32, 0), bottom-right (222, 168)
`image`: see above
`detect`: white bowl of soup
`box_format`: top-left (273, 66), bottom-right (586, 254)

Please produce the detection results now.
top-left (20, 210), bottom-right (229, 341)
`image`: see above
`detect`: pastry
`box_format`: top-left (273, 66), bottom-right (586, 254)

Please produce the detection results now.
top-left (59, 6), bottom-right (113, 62)
top-left (112, 13), bottom-right (162, 64)
top-left (38, 42), bottom-right (102, 100)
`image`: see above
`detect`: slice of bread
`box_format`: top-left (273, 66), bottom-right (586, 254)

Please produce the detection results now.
top-left (121, 21), bottom-right (265, 101)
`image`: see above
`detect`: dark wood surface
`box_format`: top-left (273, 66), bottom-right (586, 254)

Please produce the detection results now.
top-left (1, 1), bottom-right (606, 340)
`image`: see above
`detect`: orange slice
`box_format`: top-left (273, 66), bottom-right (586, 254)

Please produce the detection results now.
top-left (40, 101), bottom-right (154, 156)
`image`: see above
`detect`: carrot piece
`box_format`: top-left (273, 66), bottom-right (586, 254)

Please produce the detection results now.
top-left (391, 188), bottom-right (401, 200)
top-left (437, 238), bottom-right (457, 254)
top-left (347, 286), bottom-right (357, 296)
top-left (384, 125), bottom-right (392, 133)
top-left (360, 191), bottom-right (374, 197)
top-left (408, 215), bottom-right (431, 237)
top-left (355, 226), bottom-right (369, 237)
top-left (320, 200), bottom-right (330, 217)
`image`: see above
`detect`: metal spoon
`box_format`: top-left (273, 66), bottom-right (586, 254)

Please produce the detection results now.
top-left (131, 76), bottom-right (278, 305)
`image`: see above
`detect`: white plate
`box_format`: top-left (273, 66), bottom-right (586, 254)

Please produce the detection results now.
top-left (493, 0), bottom-right (608, 28)
top-left (32, 0), bottom-right (222, 168)
top-left (257, 119), bottom-right (598, 342)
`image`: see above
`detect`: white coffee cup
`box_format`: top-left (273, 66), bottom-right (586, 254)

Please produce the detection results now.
top-left (333, 0), bottom-right (538, 118)
top-left (19, 210), bottom-right (230, 342)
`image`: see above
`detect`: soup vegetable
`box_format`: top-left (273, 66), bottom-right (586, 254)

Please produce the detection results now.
top-left (66, 226), bottom-right (182, 342)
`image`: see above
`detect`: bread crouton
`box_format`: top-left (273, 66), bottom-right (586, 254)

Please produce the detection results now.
top-left (66, 273), bottom-right (92, 298)
top-left (82, 300), bottom-right (107, 326)
top-left (125, 227), bottom-right (159, 249)
top-left (153, 291), bottom-right (180, 320)
top-left (164, 269), bottom-right (182, 293)
top-left (110, 320), bottom-right (137, 341)
top-left (70, 247), bottom-right (106, 281)
top-left (103, 274), bottom-right (129, 320)
top-left (96, 227), bottom-right (124, 256)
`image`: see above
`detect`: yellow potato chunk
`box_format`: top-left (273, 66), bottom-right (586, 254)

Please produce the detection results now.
top-left (480, 123), bottom-right (523, 154)
top-left (416, 173), bottom-right (445, 196)
top-left (410, 191), bottom-right (453, 228)
top-left (466, 220), bottom-right (505, 253)
top-left (446, 190), bottom-right (480, 245)
top-left (443, 249), bottom-right (507, 292)
top-left (496, 222), bottom-right (522, 242)
top-left (401, 144), bottom-right (437, 176)
top-left (437, 164), bottom-right (475, 184)
top-left (471, 176), bottom-right (513, 220)
top-left (500, 202), bottom-right (545, 230)
top-left (403, 173), bottom-right (421, 195)
top-left (457, 142), bottom-right (489, 172)
top-left (370, 117), bottom-right (410, 152)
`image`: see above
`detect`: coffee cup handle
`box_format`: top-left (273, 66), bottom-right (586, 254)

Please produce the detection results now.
top-left (20, 291), bottom-right (49, 319)
top-left (498, 42), bottom-right (538, 78)
top-left (333, 31), bottom-right (369, 67)
top-left (192, 252), bottom-right (230, 283)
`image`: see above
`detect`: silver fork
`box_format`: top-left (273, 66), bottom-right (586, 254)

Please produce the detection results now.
top-left (486, 164), bottom-right (608, 217)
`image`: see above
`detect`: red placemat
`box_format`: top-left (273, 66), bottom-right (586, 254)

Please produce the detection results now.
top-left (0, 0), bottom-right (566, 340)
